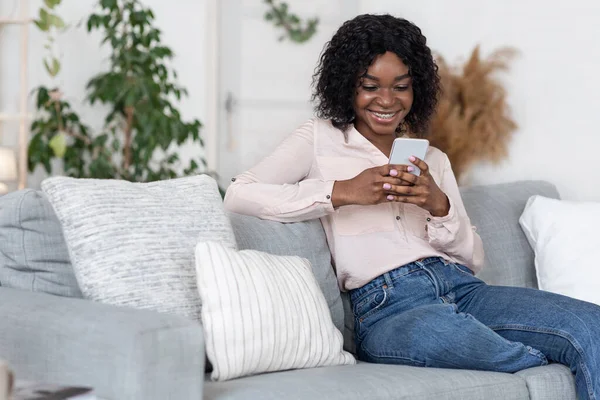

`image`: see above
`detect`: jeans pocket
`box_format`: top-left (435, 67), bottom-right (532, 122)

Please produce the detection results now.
top-left (353, 287), bottom-right (389, 322)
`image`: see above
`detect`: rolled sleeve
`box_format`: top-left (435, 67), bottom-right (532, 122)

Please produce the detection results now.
top-left (427, 198), bottom-right (458, 232)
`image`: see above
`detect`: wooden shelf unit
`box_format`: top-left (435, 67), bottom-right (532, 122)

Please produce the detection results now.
top-left (0, 0), bottom-right (30, 190)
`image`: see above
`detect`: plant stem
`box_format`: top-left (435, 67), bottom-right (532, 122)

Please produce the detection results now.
top-left (267, 1), bottom-right (296, 35)
top-left (123, 106), bottom-right (134, 171)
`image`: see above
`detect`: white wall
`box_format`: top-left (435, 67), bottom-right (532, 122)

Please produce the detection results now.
top-left (360, 0), bottom-right (600, 201)
top-left (0, 0), bottom-right (208, 188)
top-left (3, 0), bottom-right (600, 201)
top-left (216, 0), bottom-right (359, 186)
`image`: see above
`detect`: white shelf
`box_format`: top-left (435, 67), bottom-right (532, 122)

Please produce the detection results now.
top-left (0, 0), bottom-right (30, 190)
top-left (0, 18), bottom-right (31, 25)
top-left (0, 113), bottom-right (31, 122)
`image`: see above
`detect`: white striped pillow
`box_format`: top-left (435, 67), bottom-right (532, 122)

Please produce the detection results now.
top-left (195, 241), bottom-right (355, 381)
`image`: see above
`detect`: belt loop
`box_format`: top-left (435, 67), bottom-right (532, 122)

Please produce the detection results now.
top-left (383, 272), bottom-right (393, 289)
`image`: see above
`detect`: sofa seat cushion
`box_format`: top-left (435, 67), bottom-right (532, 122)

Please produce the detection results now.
top-left (204, 362), bottom-right (529, 400)
top-left (515, 364), bottom-right (576, 400)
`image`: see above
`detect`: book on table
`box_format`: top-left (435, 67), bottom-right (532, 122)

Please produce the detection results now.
top-left (11, 380), bottom-right (96, 400)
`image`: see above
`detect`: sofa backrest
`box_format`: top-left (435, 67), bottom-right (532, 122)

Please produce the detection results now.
top-left (461, 180), bottom-right (560, 288)
top-left (0, 180), bottom-right (560, 355)
top-left (0, 189), bottom-right (82, 298)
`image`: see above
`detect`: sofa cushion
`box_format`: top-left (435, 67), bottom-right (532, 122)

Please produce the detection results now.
top-left (41, 175), bottom-right (236, 321)
top-left (515, 364), bottom-right (576, 400)
top-left (519, 195), bottom-right (600, 306)
top-left (204, 362), bottom-right (529, 400)
top-left (460, 180), bottom-right (560, 288)
top-left (196, 241), bottom-right (354, 382)
top-left (228, 213), bottom-right (344, 337)
top-left (0, 189), bottom-right (82, 298)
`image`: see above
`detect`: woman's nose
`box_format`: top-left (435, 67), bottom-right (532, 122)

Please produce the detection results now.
top-left (376, 89), bottom-right (394, 107)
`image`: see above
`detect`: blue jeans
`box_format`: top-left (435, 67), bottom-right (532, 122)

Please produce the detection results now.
top-left (350, 257), bottom-right (600, 400)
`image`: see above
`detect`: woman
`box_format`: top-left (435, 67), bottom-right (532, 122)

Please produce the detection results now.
top-left (224, 14), bottom-right (599, 400)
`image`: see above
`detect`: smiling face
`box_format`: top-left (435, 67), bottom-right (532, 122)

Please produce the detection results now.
top-left (353, 51), bottom-right (414, 142)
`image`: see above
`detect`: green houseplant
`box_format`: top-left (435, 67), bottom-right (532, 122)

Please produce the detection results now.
top-left (263, 0), bottom-right (319, 43)
top-left (29, 0), bottom-right (205, 182)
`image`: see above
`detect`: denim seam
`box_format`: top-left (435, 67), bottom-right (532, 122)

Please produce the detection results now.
top-left (490, 324), bottom-right (594, 400)
top-left (390, 268), bottom-right (421, 283)
top-left (419, 263), bottom-right (442, 298)
top-left (360, 343), bottom-right (426, 367)
top-left (352, 285), bottom-right (387, 311)
top-left (450, 263), bottom-right (475, 277)
top-left (351, 267), bottom-right (420, 305)
top-left (355, 288), bottom-right (388, 323)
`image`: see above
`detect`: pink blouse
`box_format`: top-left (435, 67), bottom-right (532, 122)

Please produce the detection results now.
top-left (224, 118), bottom-right (485, 291)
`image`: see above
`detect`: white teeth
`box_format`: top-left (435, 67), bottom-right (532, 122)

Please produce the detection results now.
top-left (372, 111), bottom-right (396, 119)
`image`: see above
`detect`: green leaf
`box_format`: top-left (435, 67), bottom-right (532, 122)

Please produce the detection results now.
top-left (27, 133), bottom-right (45, 172)
top-left (43, 58), bottom-right (61, 77)
top-left (52, 58), bottom-right (61, 75)
top-left (36, 87), bottom-right (50, 108)
top-left (93, 134), bottom-right (109, 147)
top-left (39, 8), bottom-right (50, 25)
top-left (49, 131), bottom-right (68, 158)
top-left (34, 18), bottom-right (49, 31)
top-left (44, 0), bottom-right (62, 9)
top-left (100, 0), bottom-right (118, 10)
top-left (48, 14), bottom-right (66, 29)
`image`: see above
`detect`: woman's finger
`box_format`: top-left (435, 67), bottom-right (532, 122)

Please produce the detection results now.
top-left (380, 176), bottom-right (412, 188)
top-left (384, 194), bottom-right (425, 204)
top-left (383, 184), bottom-right (426, 197)
top-left (383, 164), bottom-right (412, 178)
top-left (396, 171), bottom-right (420, 186)
top-left (409, 156), bottom-right (430, 176)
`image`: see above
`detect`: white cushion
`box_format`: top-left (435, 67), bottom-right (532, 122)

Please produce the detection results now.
top-left (41, 175), bottom-right (236, 320)
top-left (195, 241), bottom-right (355, 381)
top-left (519, 195), bottom-right (600, 305)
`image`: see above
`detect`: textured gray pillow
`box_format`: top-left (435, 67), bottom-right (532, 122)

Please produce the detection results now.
top-left (0, 189), bottom-right (82, 298)
top-left (41, 175), bottom-right (236, 321)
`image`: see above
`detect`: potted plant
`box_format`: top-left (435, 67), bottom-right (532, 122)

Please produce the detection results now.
top-left (29, 0), bottom-right (206, 182)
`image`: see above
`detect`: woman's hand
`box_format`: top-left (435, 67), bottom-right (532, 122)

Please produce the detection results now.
top-left (384, 156), bottom-right (450, 217)
top-left (332, 157), bottom-right (450, 217)
top-left (332, 164), bottom-right (414, 207)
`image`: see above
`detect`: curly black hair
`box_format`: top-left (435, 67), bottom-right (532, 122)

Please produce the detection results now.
top-left (312, 14), bottom-right (440, 136)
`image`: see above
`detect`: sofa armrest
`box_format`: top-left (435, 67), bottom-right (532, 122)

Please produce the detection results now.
top-left (0, 287), bottom-right (204, 400)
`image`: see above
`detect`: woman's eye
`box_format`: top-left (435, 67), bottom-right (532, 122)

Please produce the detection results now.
top-left (395, 86), bottom-right (409, 91)
top-left (362, 86), bottom-right (378, 92)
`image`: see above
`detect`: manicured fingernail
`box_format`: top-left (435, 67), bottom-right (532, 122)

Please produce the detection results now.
top-left (390, 169), bottom-right (398, 176)
top-left (387, 195), bottom-right (394, 201)
top-left (409, 156), bottom-right (416, 162)
top-left (407, 166), bottom-right (414, 172)
top-left (383, 183), bottom-right (391, 190)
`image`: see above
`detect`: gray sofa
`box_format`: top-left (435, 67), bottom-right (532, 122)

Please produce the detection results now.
top-left (0, 180), bottom-right (577, 400)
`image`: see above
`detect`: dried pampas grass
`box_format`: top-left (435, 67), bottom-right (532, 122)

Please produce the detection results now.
top-left (428, 46), bottom-right (519, 184)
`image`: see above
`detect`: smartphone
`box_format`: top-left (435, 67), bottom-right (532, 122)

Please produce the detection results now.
top-left (388, 138), bottom-right (429, 175)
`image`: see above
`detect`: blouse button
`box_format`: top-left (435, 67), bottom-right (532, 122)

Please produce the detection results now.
top-left (426, 217), bottom-right (431, 222)
top-left (396, 216), bottom-right (400, 220)
top-left (231, 178), bottom-right (236, 182)
top-left (326, 195), bottom-right (331, 200)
